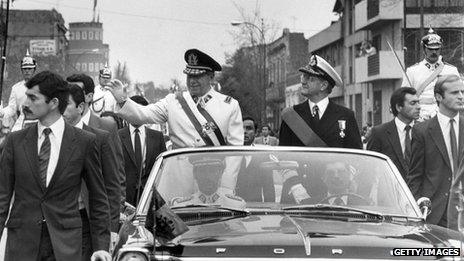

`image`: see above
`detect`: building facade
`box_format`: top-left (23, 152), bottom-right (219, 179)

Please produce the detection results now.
top-left (307, 0), bottom-right (464, 128)
top-left (0, 9), bottom-right (67, 103)
top-left (67, 22), bottom-right (109, 84)
top-left (266, 28), bottom-right (308, 130)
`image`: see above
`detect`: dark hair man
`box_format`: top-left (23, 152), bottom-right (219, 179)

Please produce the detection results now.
top-left (408, 74), bottom-right (464, 230)
top-left (367, 87), bottom-right (420, 179)
top-left (254, 124), bottom-right (279, 146)
top-left (0, 71), bottom-right (111, 260)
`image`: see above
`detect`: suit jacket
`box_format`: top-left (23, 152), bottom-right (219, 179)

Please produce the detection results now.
top-left (254, 136), bottom-right (279, 146)
top-left (89, 113), bottom-right (126, 209)
top-left (408, 115), bottom-right (464, 225)
top-left (82, 124), bottom-right (121, 232)
top-left (0, 123), bottom-right (110, 260)
top-left (367, 120), bottom-right (409, 179)
top-left (279, 100), bottom-right (362, 149)
top-left (119, 126), bottom-right (166, 206)
top-left (236, 155), bottom-right (275, 202)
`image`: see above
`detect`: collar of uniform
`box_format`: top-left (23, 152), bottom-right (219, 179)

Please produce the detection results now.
top-left (81, 109), bottom-right (91, 125)
top-left (38, 116), bottom-right (65, 139)
top-left (423, 55), bottom-right (442, 69)
top-left (308, 97), bottom-right (329, 117)
top-left (394, 117), bottom-right (413, 133)
top-left (197, 88), bottom-right (214, 104)
top-left (129, 124), bottom-right (145, 136)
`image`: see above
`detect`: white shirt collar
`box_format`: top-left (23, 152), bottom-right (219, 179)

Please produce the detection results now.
top-left (308, 97), bottom-right (329, 117)
top-left (82, 109), bottom-right (91, 125)
top-left (75, 120), bottom-right (84, 129)
top-left (129, 124), bottom-right (145, 136)
top-left (38, 116), bottom-right (65, 139)
top-left (394, 117), bottom-right (414, 132)
top-left (437, 111), bottom-right (460, 126)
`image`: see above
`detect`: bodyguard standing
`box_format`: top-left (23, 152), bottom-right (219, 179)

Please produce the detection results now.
top-left (367, 87), bottom-right (420, 179)
top-left (0, 71), bottom-right (111, 261)
top-left (279, 54), bottom-right (362, 149)
top-left (408, 74), bottom-right (464, 230)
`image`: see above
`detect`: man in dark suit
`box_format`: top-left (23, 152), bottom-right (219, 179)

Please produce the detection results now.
top-left (367, 87), bottom-right (420, 179)
top-left (236, 116), bottom-right (275, 202)
top-left (279, 54), bottom-right (362, 149)
top-left (0, 71), bottom-right (110, 260)
top-left (66, 74), bottom-right (125, 246)
top-left (119, 95), bottom-right (166, 206)
top-left (408, 74), bottom-right (464, 230)
top-left (63, 84), bottom-right (121, 259)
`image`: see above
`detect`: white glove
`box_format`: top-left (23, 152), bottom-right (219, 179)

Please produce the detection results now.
top-left (91, 250), bottom-right (111, 261)
top-left (289, 184), bottom-right (310, 204)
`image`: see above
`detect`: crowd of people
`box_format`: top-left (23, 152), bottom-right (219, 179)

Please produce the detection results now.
top-left (0, 27), bottom-right (462, 260)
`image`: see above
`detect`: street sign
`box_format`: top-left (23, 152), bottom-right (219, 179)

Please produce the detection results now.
top-left (29, 40), bottom-right (56, 56)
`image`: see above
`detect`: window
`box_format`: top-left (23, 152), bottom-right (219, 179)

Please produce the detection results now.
top-left (95, 63), bottom-right (100, 72)
top-left (89, 31), bottom-right (94, 40)
top-left (76, 63), bottom-right (81, 71)
top-left (82, 31), bottom-right (87, 40)
top-left (69, 32), bottom-right (74, 40)
top-left (89, 63), bottom-right (94, 72)
top-left (100, 63), bottom-right (104, 70)
top-left (95, 31), bottom-right (100, 40)
top-left (75, 31), bottom-right (80, 40)
top-left (82, 63), bottom-right (87, 71)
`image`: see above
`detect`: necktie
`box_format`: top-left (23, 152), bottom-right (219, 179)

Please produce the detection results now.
top-left (312, 105), bottom-right (320, 124)
top-left (38, 128), bottom-right (52, 188)
top-left (450, 119), bottom-right (458, 172)
top-left (404, 125), bottom-right (412, 163)
top-left (134, 128), bottom-right (143, 175)
top-left (333, 197), bottom-right (344, 205)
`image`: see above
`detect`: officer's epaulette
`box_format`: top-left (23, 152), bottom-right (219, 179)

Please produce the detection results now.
top-left (224, 96), bottom-right (233, 104)
top-left (171, 196), bottom-right (193, 205)
top-left (225, 194), bottom-right (244, 201)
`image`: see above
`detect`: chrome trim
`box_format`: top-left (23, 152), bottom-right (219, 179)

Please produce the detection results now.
top-left (116, 247), bottom-right (150, 261)
top-left (273, 248), bottom-right (285, 254)
top-left (287, 215), bottom-right (311, 256)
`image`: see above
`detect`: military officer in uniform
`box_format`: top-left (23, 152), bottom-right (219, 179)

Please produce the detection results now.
top-left (279, 54), bottom-right (362, 149)
top-left (92, 64), bottom-right (118, 116)
top-left (0, 50), bottom-right (37, 131)
top-left (402, 27), bottom-right (460, 120)
top-left (106, 48), bottom-right (243, 196)
top-left (171, 156), bottom-right (246, 209)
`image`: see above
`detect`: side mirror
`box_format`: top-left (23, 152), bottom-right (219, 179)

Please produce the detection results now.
top-left (417, 197), bottom-right (431, 220)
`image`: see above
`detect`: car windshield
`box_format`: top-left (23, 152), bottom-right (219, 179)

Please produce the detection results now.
top-left (153, 149), bottom-right (419, 218)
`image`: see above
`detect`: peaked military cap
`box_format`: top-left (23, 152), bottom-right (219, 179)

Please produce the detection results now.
top-left (183, 49), bottom-right (222, 76)
top-left (421, 27), bottom-right (442, 50)
top-left (99, 63), bottom-right (112, 79)
top-left (21, 49), bottom-right (36, 69)
top-left (299, 54), bottom-right (343, 87)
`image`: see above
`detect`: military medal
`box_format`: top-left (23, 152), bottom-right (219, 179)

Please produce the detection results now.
top-left (338, 120), bottom-right (346, 138)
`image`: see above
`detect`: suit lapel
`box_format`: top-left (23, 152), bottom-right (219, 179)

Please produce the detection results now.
top-left (88, 112), bottom-right (100, 129)
top-left (121, 127), bottom-right (136, 166)
top-left (46, 124), bottom-right (78, 193)
top-left (145, 127), bottom-right (155, 176)
top-left (429, 117), bottom-right (452, 171)
top-left (23, 124), bottom-right (44, 192)
top-left (319, 102), bottom-right (339, 131)
top-left (385, 120), bottom-right (408, 171)
top-left (458, 115), bottom-right (464, 159)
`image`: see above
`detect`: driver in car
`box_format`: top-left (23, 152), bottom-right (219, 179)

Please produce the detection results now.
top-left (171, 156), bottom-right (246, 209)
top-left (319, 162), bottom-right (359, 205)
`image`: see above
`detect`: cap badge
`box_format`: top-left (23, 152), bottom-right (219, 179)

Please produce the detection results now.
top-left (188, 53), bottom-right (198, 66)
top-left (309, 55), bottom-right (317, 67)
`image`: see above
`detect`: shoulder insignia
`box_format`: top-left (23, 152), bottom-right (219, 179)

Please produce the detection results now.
top-left (225, 194), bottom-right (245, 202)
top-left (171, 196), bottom-right (193, 205)
top-left (224, 96), bottom-right (232, 104)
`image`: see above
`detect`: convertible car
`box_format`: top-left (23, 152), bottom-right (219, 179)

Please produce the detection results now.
top-left (114, 146), bottom-right (464, 260)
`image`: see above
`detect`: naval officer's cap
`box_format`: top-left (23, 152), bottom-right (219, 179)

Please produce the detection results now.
top-left (183, 49), bottom-right (222, 76)
top-left (299, 54), bottom-right (343, 87)
top-left (421, 27), bottom-right (443, 50)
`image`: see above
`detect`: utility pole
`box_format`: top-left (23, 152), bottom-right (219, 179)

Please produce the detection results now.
top-left (420, 0), bottom-right (424, 40)
top-left (0, 0), bottom-right (10, 100)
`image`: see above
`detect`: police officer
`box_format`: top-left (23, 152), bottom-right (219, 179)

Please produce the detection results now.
top-left (402, 27), bottom-right (460, 120)
top-left (279, 54), bottom-right (362, 149)
top-left (0, 50), bottom-right (37, 131)
top-left (171, 156), bottom-right (245, 209)
top-left (92, 64), bottom-right (118, 116)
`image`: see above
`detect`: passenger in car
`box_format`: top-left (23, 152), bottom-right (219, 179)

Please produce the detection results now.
top-left (171, 156), bottom-right (246, 209)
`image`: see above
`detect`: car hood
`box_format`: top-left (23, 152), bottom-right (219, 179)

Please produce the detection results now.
top-left (165, 214), bottom-right (461, 259)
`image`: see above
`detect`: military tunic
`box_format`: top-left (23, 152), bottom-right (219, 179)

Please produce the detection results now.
top-left (92, 85), bottom-right (118, 116)
top-left (171, 192), bottom-right (246, 209)
top-left (1, 80), bottom-right (27, 129)
top-left (402, 56), bottom-right (460, 120)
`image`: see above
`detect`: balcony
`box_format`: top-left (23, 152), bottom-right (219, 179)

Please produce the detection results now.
top-left (355, 0), bottom-right (403, 31)
top-left (265, 82), bottom-right (285, 103)
top-left (355, 50), bottom-right (404, 83)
